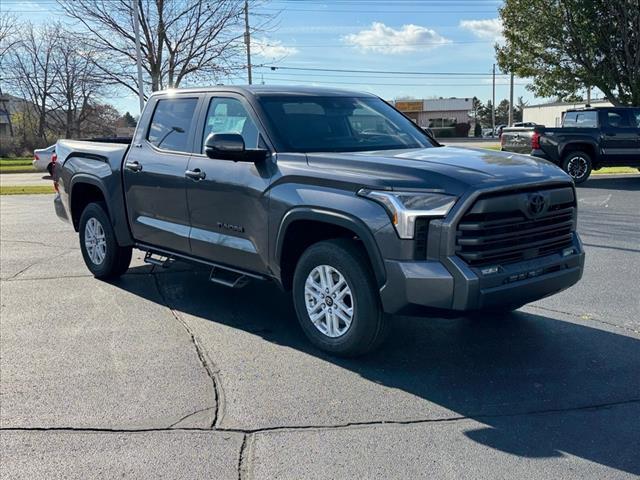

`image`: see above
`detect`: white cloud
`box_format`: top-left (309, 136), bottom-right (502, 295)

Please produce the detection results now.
top-left (459, 18), bottom-right (503, 42)
top-left (252, 39), bottom-right (298, 59)
top-left (343, 22), bottom-right (450, 54)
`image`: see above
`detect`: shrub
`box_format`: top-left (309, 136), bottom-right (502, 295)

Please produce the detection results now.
top-left (474, 123), bottom-right (482, 137)
top-left (454, 122), bottom-right (471, 137)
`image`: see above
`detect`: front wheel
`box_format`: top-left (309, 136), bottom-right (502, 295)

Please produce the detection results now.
top-left (79, 202), bottom-right (132, 279)
top-left (292, 239), bottom-right (389, 356)
top-left (561, 151), bottom-right (592, 184)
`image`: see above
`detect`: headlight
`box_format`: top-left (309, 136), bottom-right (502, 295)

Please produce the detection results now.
top-left (358, 189), bottom-right (457, 239)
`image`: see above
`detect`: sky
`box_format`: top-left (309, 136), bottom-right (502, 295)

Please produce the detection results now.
top-left (2, 0), bottom-right (533, 114)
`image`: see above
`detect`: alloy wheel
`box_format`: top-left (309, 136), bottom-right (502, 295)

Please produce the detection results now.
top-left (84, 217), bottom-right (107, 265)
top-left (304, 265), bottom-right (354, 338)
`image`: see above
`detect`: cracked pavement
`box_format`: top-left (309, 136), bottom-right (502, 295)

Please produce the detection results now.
top-left (1, 175), bottom-right (639, 479)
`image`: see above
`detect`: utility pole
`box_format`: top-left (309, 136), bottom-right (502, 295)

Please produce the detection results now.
top-left (244, 0), bottom-right (252, 85)
top-left (132, 0), bottom-right (145, 113)
top-left (586, 86), bottom-right (591, 106)
top-left (508, 72), bottom-right (514, 126)
top-left (492, 64), bottom-right (496, 136)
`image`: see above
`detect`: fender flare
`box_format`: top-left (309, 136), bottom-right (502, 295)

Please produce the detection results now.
top-left (275, 207), bottom-right (387, 288)
top-left (558, 140), bottom-right (599, 161)
top-left (68, 173), bottom-right (134, 246)
top-left (69, 174), bottom-right (112, 222)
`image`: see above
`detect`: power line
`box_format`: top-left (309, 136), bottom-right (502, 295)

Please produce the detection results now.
top-left (259, 65), bottom-right (511, 76)
top-left (259, 76), bottom-right (526, 87)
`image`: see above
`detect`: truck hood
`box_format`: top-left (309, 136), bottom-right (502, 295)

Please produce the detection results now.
top-left (306, 146), bottom-right (571, 194)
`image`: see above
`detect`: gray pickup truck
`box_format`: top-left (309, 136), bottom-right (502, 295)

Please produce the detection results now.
top-left (53, 86), bottom-right (585, 356)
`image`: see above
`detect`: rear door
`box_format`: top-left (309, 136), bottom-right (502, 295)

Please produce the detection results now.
top-left (599, 109), bottom-right (638, 165)
top-left (123, 95), bottom-right (201, 251)
top-left (184, 94), bottom-right (273, 274)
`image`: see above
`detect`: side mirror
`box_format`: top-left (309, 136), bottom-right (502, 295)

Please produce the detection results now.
top-left (204, 133), bottom-right (267, 163)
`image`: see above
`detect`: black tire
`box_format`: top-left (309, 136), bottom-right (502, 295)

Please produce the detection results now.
top-left (561, 151), bottom-right (592, 184)
top-left (79, 202), bottom-right (132, 279)
top-left (292, 239), bottom-right (389, 356)
top-left (46, 163), bottom-right (53, 176)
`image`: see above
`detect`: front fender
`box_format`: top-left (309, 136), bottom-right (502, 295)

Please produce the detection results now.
top-left (270, 184), bottom-right (391, 288)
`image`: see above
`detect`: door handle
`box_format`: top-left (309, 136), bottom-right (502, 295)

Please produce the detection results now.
top-left (125, 160), bottom-right (143, 172)
top-left (185, 168), bottom-right (206, 180)
top-left (604, 132), bottom-right (617, 137)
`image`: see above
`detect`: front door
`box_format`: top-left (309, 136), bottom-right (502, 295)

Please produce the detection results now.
top-left (599, 109), bottom-right (639, 165)
top-left (185, 94), bottom-right (273, 273)
top-left (123, 96), bottom-right (200, 252)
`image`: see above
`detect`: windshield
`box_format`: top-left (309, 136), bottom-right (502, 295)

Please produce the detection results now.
top-left (258, 96), bottom-right (434, 153)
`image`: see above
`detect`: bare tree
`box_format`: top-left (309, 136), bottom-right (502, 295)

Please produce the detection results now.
top-left (50, 29), bottom-right (108, 138)
top-left (58, 0), bottom-right (267, 96)
top-left (8, 23), bottom-right (59, 143)
top-left (0, 13), bottom-right (21, 137)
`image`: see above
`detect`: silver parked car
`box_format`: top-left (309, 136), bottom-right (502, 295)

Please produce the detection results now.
top-left (33, 145), bottom-right (56, 174)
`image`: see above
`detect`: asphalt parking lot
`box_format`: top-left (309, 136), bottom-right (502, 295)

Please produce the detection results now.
top-left (1, 175), bottom-right (639, 479)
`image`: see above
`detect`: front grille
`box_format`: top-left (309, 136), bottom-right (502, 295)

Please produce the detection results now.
top-left (456, 186), bottom-right (576, 267)
top-left (414, 217), bottom-right (429, 259)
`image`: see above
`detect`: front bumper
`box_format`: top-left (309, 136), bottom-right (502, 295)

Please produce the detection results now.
top-left (380, 233), bottom-right (585, 315)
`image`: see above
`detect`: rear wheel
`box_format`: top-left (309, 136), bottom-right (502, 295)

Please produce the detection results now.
top-left (292, 239), bottom-right (389, 356)
top-left (46, 163), bottom-right (53, 176)
top-left (561, 151), bottom-right (592, 184)
top-left (79, 202), bottom-right (132, 279)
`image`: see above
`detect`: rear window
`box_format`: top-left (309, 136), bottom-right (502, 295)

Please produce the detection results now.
top-left (147, 98), bottom-right (198, 152)
top-left (562, 111), bottom-right (597, 128)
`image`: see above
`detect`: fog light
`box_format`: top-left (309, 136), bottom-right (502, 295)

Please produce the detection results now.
top-left (562, 247), bottom-right (575, 257)
top-left (480, 266), bottom-right (499, 275)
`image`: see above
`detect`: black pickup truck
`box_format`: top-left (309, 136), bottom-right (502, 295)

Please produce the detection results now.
top-left (53, 86), bottom-right (585, 356)
top-left (503, 107), bottom-right (640, 183)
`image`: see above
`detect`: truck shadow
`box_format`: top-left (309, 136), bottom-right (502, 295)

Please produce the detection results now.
top-left (116, 265), bottom-right (640, 475)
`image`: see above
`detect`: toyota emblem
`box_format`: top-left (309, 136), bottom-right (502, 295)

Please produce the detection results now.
top-left (528, 193), bottom-right (547, 216)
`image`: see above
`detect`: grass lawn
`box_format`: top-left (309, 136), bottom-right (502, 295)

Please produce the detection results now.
top-left (0, 165), bottom-right (37, 173)
top-left (0, 185), bottom-right (55, 195)
top-left (592, 167), bottom-right (638, 175)
top-left (0, 157), bottom-right (37, 173)
top-left (0, 157), bottom-right (32, 166)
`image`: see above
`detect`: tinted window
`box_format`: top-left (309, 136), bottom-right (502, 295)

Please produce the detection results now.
top-left (259, 96), bottom-right (433, 153)
top-left (202, 97), bottom-right (259, 151)
top-left (147, 98), bottom-right (198, 152)
top-left (606, 111), bottom-right (631, 128)
top-left (563, 111), bottom-right (597, 128)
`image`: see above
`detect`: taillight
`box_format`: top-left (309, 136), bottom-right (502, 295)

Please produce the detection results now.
top-left (531, 132), bottom-right (541, 150)
top-left (51, 153), bottom-right (59, 191)
top-left (34, 154), bottom-right (39, 160)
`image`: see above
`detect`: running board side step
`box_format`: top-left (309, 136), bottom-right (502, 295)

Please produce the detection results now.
top-left (144, 251), bottom-right (175, 268)
top-left (138, 243), bottom-right (266, 289)
top-left (209, 266), bottom-right (250, 288)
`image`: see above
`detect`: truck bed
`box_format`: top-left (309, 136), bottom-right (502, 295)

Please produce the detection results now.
top-left (56, 139), bottom-right (131, 170)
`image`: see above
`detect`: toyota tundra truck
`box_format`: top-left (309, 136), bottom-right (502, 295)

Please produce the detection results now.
top-left (53, 86), bottom-right (585, 356)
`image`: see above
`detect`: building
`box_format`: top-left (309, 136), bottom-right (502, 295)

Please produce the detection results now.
top-left (0, 93), bottom-right (32, 138)
top-left (523, 99), bottom-right (613, 127)
top-left (392, 98), bottom-right (473, 128)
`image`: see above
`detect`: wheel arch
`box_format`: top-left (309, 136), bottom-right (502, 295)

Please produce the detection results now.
top-left (69, 174), bottom-right (134, 246)
top-left (559, 141), bottom-right (598, 163)
top-left (275, 208), bottom-right (386, 291)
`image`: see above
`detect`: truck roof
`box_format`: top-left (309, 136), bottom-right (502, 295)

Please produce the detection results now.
top-left (565, 106), bottom-right (636, 112)
top-left (149, 85), bottom-right (377, 98)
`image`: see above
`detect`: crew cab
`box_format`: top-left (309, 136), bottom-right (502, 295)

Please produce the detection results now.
top-left (53, 86), bottom-right (585, 356)
top-left (504, 107), bottom-right (640, 183)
